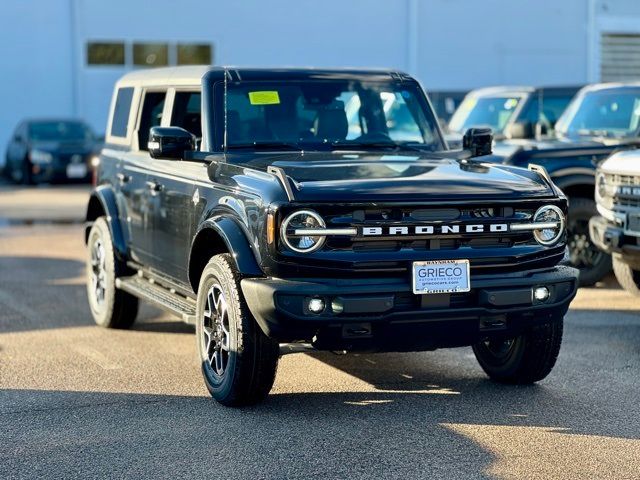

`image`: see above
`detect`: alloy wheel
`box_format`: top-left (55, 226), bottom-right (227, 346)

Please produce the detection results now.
top-left (202, 284), bottom-right (231, 377)
top-left (90, 238), bottom-right (106, 306)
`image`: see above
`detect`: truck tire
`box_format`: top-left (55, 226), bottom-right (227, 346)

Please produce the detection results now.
top-left (196, 254), bottom-right (279, 407)
top-left (472, 318), bottom-right (563, 384)
top-left (568, 197), bottom-right (611, 286)
top-left (86, 217), bottom-right (138, 328)
top-left (613, 255), bottom-right (640, 296)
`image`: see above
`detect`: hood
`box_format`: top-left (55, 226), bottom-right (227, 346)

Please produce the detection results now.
top-left (600, 149), bottom-right (640, 175)
top-left (225, 152), bottom-right (555, 202)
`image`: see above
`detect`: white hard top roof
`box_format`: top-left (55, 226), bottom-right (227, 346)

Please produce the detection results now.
top-left (116, 65), bottom-right (210, 87)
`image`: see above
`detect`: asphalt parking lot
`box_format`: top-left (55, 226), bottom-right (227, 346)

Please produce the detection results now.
top-left (0, 183), bottom-right (639, 479)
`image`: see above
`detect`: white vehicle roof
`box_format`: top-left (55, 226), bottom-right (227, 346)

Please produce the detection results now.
top-left (116, 65), bottom-right (210, 88)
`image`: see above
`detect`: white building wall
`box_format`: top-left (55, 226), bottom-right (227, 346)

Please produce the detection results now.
top-left (1, 0), bottom-right (640, 164)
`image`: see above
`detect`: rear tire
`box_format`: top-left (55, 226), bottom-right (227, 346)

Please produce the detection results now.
top-left (472, 318), bottom-right (563, 384)
top-left (567, 197), bottom-right (611, 286)
top-left (613, 255), bottom-right (640, 296)
top-left (86, 217), bottom-right (138, 328)
top-left (196, 254), bottom-right (279, 407)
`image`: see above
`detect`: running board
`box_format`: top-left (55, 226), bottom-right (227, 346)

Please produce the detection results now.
top-left (116, 276), bottom-right (197, 324)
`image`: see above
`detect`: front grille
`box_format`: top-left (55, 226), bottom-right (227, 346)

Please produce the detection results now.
top-left (276, 202), bottom-right (565, 278)
top-left (615, 196), bottom-right (640, 208)
top-left (322, 205), bottom-right (536, 253)
top-left (605, 173), bottom-right (640, 186)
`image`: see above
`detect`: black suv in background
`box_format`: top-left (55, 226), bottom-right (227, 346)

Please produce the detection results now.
top-left (447, 85), bottom-right (580, 147)
top-left (85, 66), bottom-right (578, 406)
top-left (494, 83), bottom-right (640, 285)
top-left (4, 119), bottom-right (98, 184)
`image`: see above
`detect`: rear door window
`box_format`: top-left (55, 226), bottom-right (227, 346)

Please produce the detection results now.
top-left (110, 87), bottom-right (134, 137)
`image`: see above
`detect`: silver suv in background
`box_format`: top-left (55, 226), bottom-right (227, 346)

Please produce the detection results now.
top-left (590, 149), bottom-right (640, 295)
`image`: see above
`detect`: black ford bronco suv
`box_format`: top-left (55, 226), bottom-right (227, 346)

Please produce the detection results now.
top-left (85, 66), bottom-right (578, 406)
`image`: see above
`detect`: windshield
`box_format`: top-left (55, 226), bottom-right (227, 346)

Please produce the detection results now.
top-left (220, 80), bottom-right (443, 151)
top-left (555, 88), bottom-right (640, 138)
top-left (28, 121), bottom-right (93, 142)
top-left (448, 95), bottom-right (523, 134)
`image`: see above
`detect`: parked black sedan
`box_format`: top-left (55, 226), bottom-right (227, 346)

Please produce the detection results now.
top-left (4, 119), bottom-right (99, 184)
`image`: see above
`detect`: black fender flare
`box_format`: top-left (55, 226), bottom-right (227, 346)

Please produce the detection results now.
top-left (191, 216), bottom-right (263, 277)
top-left (85, 185), bottom-right (127, 260)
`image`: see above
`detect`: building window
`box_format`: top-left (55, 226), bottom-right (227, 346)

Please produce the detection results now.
top-left (110, 87), bottom-right (134, 138)
top-left (601, 33), bottom-right (640, 82)
top-left (177, 44), bottom-right (213, 65)
top-left (133, 43), bottom-right (169, 67)
top-left (87, 42), bottom-right (125, 65)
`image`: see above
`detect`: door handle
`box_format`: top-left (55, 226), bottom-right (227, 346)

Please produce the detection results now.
top-left (146, 180), bottom-right (163, 192)
top-left (116, 172), bottom-right (131, 184)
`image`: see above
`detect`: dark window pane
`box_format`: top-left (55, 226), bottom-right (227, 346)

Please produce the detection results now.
top-left (172, 92), bottom-right (202, 138)
top-left (138, 91), bottom-right (166, 150)
top-left (111, 87), bottom-right (134, 137)
top-left (177, 44), bottom-right (212, 65)
top-left (87, 42), bottom-right (125, 65)
top-left (133, 43), bottom-right (168, 67)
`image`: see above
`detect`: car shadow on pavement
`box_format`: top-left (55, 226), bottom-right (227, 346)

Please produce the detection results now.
top-left (299, 348), bottom-right (640, 442)
top-left (1, 383), bottom-right (637, 479)
top-left (0, 387), bottom-right (498, 479)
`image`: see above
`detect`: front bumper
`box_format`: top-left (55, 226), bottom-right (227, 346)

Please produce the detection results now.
top-left (241, 266), bottom-right (578, 351)
top-left (589, 215), bottom-right (640, 256)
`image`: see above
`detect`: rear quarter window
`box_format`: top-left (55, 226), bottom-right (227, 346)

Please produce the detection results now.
top-left (110, 87), bottom-right (134, 137)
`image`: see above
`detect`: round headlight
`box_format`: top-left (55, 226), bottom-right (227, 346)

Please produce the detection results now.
top-left (280, 210), bottom-right (326, 253)
top-left (532, 205), bottom-right (565, 246)
top-left (597, 172), bottom-right (616, 198)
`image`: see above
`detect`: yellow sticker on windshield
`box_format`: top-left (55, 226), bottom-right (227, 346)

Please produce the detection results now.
top-left (248, 91), bottom-right (280, 105)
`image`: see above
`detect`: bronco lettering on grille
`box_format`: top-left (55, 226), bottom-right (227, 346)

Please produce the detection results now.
top-left (361, 224), bottom-right (509, 236)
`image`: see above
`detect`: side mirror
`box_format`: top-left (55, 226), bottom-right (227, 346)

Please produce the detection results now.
top-left (14, 133), bottom-right (23, 143)
top-left (463, 127), bottom-right (493, 157)
top-left (148, 126), bottom-right (195, 160)
top-left (505, 121), bottom-right (534, 140)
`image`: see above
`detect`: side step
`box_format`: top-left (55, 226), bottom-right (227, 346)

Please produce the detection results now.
top-left (116, 275), bottom-right (197, 324)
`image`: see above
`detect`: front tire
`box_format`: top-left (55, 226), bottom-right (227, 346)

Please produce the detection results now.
top-left (567, 197), bottom-right (611, 286)
top-left (613, 254), bottom-right (640, 296)
top-left (472, 318), bottom-right (563, 384)
top-left (196, 254), bottom-right (279, 407)
top-left (86, 217), bottom-right (138, 328)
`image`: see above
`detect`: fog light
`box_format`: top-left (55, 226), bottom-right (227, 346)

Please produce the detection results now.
top-left (307, 297), bottom-right (325, 314)
top-left (533, 286), bottom-right (550, 302)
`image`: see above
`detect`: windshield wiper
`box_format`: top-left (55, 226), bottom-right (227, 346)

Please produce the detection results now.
top-left (227, 141), bottom-right (303, 151)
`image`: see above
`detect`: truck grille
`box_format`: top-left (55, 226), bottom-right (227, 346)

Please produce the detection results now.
top-left (321, 205), bottom-right (537, 252)
top-left (276, 202), bottom-right (565, 277)
top-left (605, 173), bottom-right (640, 186)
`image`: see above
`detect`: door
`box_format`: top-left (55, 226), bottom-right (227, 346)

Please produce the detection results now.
top-left (120, 89), bottom-right (167, 266)
top-left (146, 90), bottom-right (203, 284)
